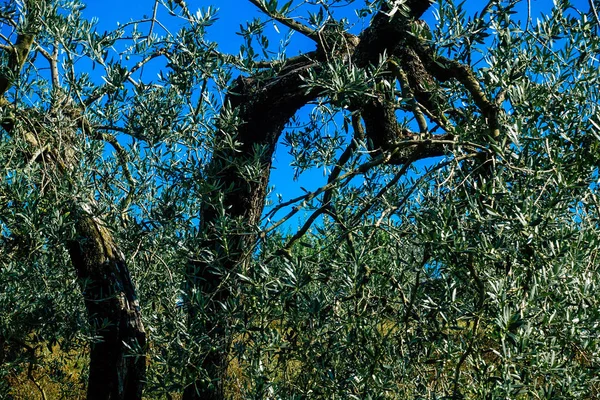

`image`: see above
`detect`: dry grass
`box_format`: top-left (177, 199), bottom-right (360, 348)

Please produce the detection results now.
top-left (7, 341), bottom-right (86, 400)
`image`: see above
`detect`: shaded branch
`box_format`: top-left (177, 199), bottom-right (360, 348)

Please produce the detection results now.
top-left (96, 132), bottom-right (136, 211)
top-left (412, 43), bottom-right (501, 137)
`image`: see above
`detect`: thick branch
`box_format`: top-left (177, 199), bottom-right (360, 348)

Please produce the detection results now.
top-left (0, 33), bottom-right (34, 100)
top-left (352, 0), bottom-right (433, 67)
top-left (34, 42), bottom-right (60, 88)
top-left (412, 42), bottom-right (501, 137)
top-left (0, 24), bottom-right (147, 399)
top-left (67, 210), bottom-right (146, 400)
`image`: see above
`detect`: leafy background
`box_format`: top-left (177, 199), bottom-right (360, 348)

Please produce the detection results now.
top-left (1, 0), bottom-right (600, 398)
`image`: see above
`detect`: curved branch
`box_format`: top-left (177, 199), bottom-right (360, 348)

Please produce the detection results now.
top-left (411, 42), bottom-right (501, 137)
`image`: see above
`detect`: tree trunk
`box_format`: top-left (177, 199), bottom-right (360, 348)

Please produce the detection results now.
top-left (180, 1), bottom-right (507, 398)
top-left (183, 62), bottom-right (319, 399)
top-left (0, 4), bottom-right (147, 399)
top-left (67, 211), bottom-right (146, 400)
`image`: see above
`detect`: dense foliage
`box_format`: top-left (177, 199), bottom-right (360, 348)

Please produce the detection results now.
top-left (1, 0), bottom-right (600, 398)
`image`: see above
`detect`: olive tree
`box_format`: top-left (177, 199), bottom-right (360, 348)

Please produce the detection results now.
top-left (1, 0), bottom-right (600, 399)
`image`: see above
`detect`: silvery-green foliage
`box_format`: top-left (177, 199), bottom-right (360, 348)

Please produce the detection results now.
top-left (1, 0), bottom-right (600, 398)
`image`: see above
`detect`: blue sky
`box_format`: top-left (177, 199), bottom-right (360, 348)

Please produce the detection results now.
top-left (79, 0), bottom-right (593, 230)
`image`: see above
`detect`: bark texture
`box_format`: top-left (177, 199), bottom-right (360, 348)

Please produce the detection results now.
top-left (183, 58), bottom-right (320, 400)
top-left (67, 213), bottom-right (146, 400)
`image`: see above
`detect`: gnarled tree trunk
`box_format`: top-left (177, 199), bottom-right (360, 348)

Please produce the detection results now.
top-left (182, 1), bottom-right (445, 398)
top-left (67, 211), bottom-right (146, 400)
top-left (183, 61), bottom-right (319, 400)
top-left (183, 0), bottom-right (504, 398)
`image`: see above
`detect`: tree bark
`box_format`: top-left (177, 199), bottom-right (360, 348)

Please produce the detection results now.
top-left (67, 211), bottom-right (146, 400)
top-left (183, 59), bottom-right (320, 400)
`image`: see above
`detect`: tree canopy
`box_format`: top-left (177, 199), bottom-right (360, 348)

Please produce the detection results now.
top-left (1, 0), bottom-right (600, 399)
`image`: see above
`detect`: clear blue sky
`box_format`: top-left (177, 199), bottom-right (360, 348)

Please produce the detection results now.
top-left (80, 0), bottom-right (593, 230)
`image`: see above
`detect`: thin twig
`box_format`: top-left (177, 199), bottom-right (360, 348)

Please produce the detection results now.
top-left (262, 149), bottom-right (401, 256)
top-left (266, 146), bottom-right (475, 257)
top-left (84, 49), bottom-right (166, 106)
top-left (589, 0), bottom-right (600, 31)
top-left (403, 248), bottom-right (429, 326)
top-left (322, 113), bottom-right (363, 207)
top-left (525, 0), bottom-right (531, 33)
top-left (27, 360), bottom-right (47, 400)
top-left (349, 158), bottom-right (414, 226)
top-left (148, 0), bottom-right (160, 38)
top-left (50, 42), bottom-right (59, 87)
top-left (263, 138), bottom-right (484, 227)
top-left (452, 255), bottom-right (485, 398)
top-left (25, 143), bottom-right (50, 169)
top-left (97, 132), bottom-right (136, 211)
top-left (384, 152), bottom-right (483, 217)
top-left (247, 0), bottom-right (318, 41)
top-left (262, 145), bottom-right (399, 228)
